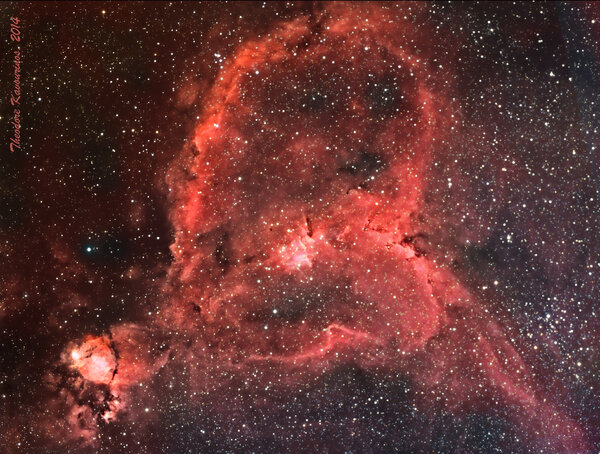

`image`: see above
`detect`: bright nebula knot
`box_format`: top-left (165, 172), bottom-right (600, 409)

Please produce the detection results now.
top-left (69, 336), bottom-right (117, 385)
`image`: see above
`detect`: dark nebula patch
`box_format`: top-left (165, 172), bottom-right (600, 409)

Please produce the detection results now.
top-left (338, 150), bottom-right (385, 177)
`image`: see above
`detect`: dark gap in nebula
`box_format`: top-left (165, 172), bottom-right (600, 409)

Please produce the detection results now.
top-left (243, 254), bottom-right (256, 264)
top-left (245, 297), bottom-right (310, 324)
top-left (305, 215), bottom-right (313, 237)
top-left (191, 301), bottom-right (201, 314)
top-left (78, 231), bottom-right (128, 266)
top-left (365, 76), bottom-right (402, 117)
top-left (244, 292), bottom-right (313, 324)
top-left (400, 232), bottom-right (429, 257)
top-left (299, 88), bottom-right (328, 113)
top-left (296, 13), bottom-right (326, 52)
top-left (338, 149), bottom-right (385, 177)
top-left (214, 230), bottom-right (232, 274)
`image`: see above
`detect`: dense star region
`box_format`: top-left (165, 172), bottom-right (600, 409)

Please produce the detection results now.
top-left (1, 2), bottom-right (599, 453)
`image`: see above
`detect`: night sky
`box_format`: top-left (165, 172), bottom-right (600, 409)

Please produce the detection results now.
top-left (1, 2), bottom-right (600, 453)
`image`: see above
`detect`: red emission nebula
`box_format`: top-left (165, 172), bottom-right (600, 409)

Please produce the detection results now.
top-left (2, 2), bottom-right (600, 453)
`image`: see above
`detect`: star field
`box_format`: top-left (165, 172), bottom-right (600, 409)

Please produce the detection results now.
top-left (1, 2), bottom-right (599, 453)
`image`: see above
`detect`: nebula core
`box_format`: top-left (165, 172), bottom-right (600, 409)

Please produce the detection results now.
top-left (1, 2), bottom-right (600, 453)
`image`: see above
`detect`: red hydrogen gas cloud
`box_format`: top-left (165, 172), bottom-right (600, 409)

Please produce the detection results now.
top-left (155, 4), bottom-right (588, 452)
top-left (40, 3), bottom-right (594, 452)
top-left (69, 336), bottom-right (117, 385)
